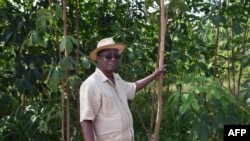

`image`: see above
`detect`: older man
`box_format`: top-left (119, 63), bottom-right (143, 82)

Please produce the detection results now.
top-left (80, 37), bottom-right (163, 141)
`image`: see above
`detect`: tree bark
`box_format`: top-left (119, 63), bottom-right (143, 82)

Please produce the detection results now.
top-left (151, 0), bottom-right (169, 140)
top-left (62, 0), bottom-right (71, 141)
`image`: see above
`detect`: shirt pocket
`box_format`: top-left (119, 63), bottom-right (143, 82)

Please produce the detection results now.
top-left (101, 94), bottom-right (119, 117)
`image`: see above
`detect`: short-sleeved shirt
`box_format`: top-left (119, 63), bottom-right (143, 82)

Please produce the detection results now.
top-left (80, 68), bottom-right (136, 141)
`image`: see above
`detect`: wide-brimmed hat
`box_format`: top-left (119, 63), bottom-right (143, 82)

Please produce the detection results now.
top-left (89, 37), bottom-right (125, 61)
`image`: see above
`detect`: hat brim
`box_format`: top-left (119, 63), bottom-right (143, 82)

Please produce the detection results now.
top-left (89, 44), bottom-right (125, 61)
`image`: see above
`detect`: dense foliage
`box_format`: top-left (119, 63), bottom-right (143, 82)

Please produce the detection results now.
top-left (0, 0), bottom-right (249, 141)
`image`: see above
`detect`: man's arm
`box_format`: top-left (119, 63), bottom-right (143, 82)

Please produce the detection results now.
top-left (135, 68), bottom-right (164, 92)
top-left (81, 120), bottom-right (95, 141)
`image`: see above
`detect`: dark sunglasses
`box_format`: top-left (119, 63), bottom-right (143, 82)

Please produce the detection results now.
top-left (99, 54), bottom-right (121, 60)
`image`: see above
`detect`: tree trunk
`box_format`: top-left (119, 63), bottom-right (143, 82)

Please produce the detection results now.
top-left (62, 0), bottom-right (71, 141)
top-left (151, 0), bottom-right (169, 140)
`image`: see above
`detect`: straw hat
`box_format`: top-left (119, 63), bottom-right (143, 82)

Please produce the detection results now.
top-left (89, 37), bottom-right (125, 61)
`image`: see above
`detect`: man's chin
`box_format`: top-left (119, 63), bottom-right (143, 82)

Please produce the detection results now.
top-left (108, 67), bottom-right (118, 72)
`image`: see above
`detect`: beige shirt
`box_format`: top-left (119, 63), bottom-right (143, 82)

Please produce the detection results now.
top-left (80, 68), bottom-right (136, 141)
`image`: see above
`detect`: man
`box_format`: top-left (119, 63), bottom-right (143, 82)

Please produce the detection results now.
top-left (80, 37), bottom-right (164, 141)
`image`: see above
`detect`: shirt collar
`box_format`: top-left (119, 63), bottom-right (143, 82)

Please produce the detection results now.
top-left (95, 68), bottom-right (111, 82)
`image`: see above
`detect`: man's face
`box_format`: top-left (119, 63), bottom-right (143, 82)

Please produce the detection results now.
top-left (97, 49), bottom-right (120, 73)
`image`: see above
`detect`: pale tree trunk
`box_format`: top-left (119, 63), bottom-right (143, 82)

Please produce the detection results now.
top-left (151, 0), bottom-right (169, 141)
top-left (62, 0), bottom-right (71, 141)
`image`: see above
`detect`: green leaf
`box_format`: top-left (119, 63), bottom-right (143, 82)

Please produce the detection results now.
top-left (212, 15), bottom-right (226, 26)
top-left (241, 56), bottom-right (250, 68)
top-left (245, 98), bottom-right (250, 106)
top-left (81, 56), bottom-right (91, 69)
top-left (188, 63), bottom-right (197, 73)
top-left (232, 21), bottom-right (242, 35)
top-left (60, 37), bottom-right (73, 54)
top-left (55, 4), bottom-right (62, 19)
top-left (47, 67), bottom-right (60, 91)
top-left (60, 37), bottom-right (67, 52)
top-left (206, 90), bottom-right (212, 101)
top-left (14, 79), bottom-right (33, 92)
top-left (196, 122), bottom-right (208, 141)
top-left (39, 120), bottom-right (48, 133)
top-left (36, 11), bottom-right (47, 31)
top-left (69, 36), bottom-right (79, 46)
top-left (27, 32), bottom-right (33, 46)
top-left (5, 32), bottom-right (14, 43)
top-left (212, 15), bottom-right (220, 26)
top-left (171, 49), bottom-right (182, 60)
top-left (171, 46), bottom-right (188, 62)
top-left (31, 31), bottom-right (41, 44)
top-left (58, 67), bottom-right (66, 80)
top-left (23, 79), bottom-right (33, 91)
top-left (197, 62), bottom-right (207, 72)
top-left (15, 79), bottom-right (24, 92)
top-left (66, 37), bottom-right (73, 54)
top-left (127, 52), bottom-right (135, 59)
top-left (211, 86), bottom-right (222, 99)
top-left (31, 69), bottom-right (42, 80)
top-left (180, 102), bottom-right (190, 114)
top-left (182, 93), bottom-right (189, 103)
top-left (168, 0), bottom-right (188, 12)
top-left (69, 75), bottom-right (82, 89)
top-left (191, 100), bottom-right (199, 112)
top-left (59, 57), bottom-right (75, 70)
top-left (194, 87), bottom-right (201, 94)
